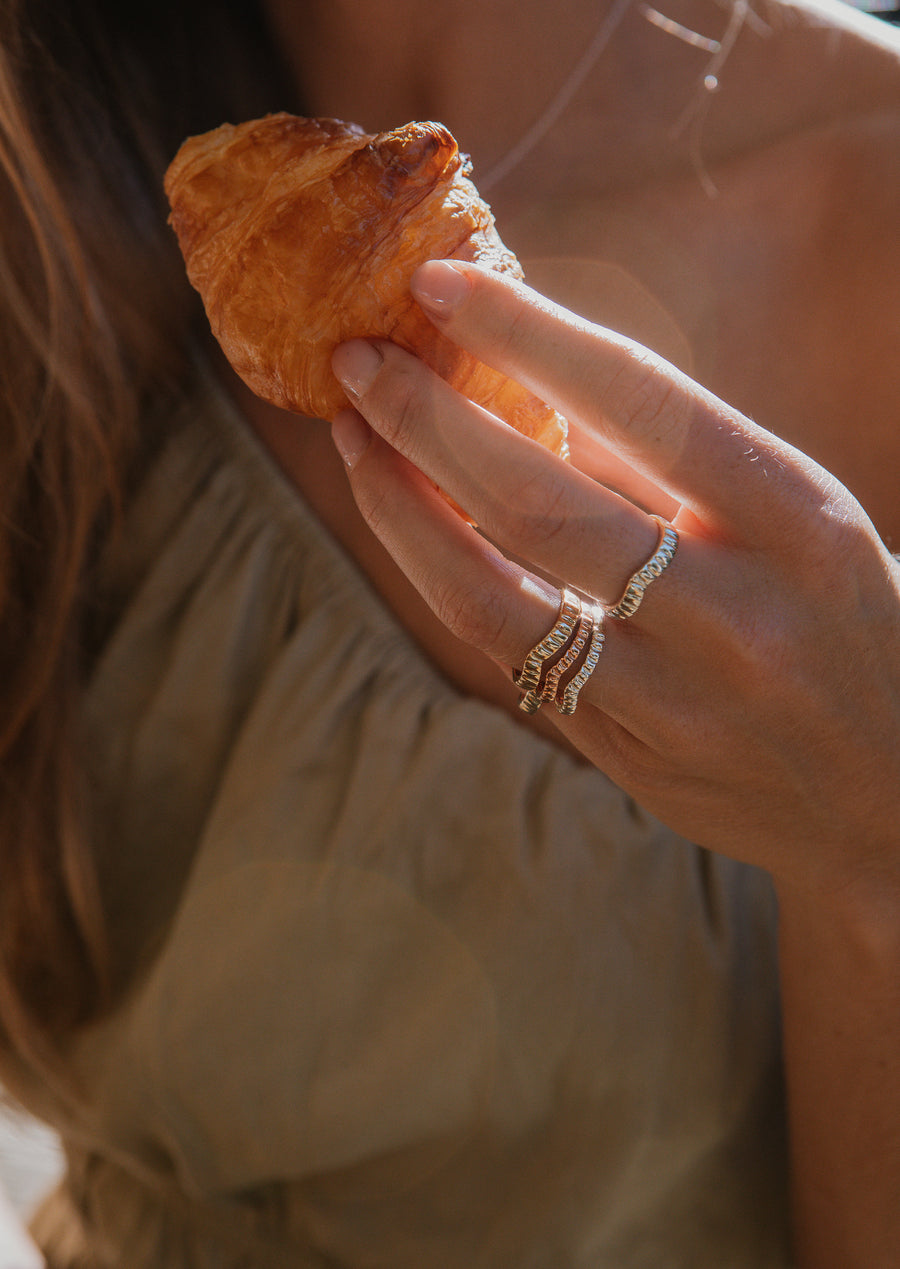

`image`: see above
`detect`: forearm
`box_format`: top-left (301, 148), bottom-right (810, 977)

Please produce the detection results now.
top-left (777, 883), bottom-right (900, 1267)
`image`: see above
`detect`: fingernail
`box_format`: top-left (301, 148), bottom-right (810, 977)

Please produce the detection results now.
top-left (332, 340), bottom-right (383, 398)
top-left (331, 408), bottom-right (372, 470)
top-left (411, 260), bottom-right (471, 315)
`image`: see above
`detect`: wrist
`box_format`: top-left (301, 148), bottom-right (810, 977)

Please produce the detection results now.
top-left (775, 873), bottom-right (900, 980)
top-left (775, 868), bottom-right (900, 1268)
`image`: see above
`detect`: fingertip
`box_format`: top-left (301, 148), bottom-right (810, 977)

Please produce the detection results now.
top-left (331, 407), bottom-right (372, 470)
top-left (411, 259), bottom-right (472, 317)
top-left (331, 339), bottom-right (384, 399)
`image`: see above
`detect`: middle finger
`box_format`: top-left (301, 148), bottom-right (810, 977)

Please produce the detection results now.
top-left (331, 337), bottom-right (662, 607)
top-left (331, 406), bottom-right (698, 739)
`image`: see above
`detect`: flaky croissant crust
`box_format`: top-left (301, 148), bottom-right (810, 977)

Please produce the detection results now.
top-left (164, 113), bottom-right (568, 458)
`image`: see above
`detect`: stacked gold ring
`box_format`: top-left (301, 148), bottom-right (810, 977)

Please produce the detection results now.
top-left (513, 588), bottom-right (581, 712)
top-left (513, 590), bottom-right (605, 716)
top-left (557, 616), bottom-right (605, 715)
top-left (608, 515), bottom-right (678, 620)
top-left (541, 607), bottom-right (594, 703)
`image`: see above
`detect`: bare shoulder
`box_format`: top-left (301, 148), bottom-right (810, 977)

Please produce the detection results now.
top-left (820, 108), bottom-right (900, 231)
top-left (713, 83), bottom-right (900, 543)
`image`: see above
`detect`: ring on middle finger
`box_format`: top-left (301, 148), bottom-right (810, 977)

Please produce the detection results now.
top-left (608, 514), bottom-right (679, 620)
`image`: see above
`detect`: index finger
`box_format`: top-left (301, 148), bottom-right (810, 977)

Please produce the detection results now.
top-left (410, 260), bottom-right (830, 541)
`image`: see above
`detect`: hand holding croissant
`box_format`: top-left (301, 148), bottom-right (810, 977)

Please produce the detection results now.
top-left (327, 255), bottom-right (900, 1265)
top-left (164, 112), bottom-right (567, 458)
top-left (163, 105), bottom-right (900, 1263)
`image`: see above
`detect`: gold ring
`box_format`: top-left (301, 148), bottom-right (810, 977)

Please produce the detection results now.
top-left (540, 608), bottom-right (593, 704)
top-left (514, 594), bottom-right (605, 717)
top-left (608, 515), bottom-right (678, 619)
top-left (556, 606), bottom-right (605, 715)
top-left (513, 588), bottom-right (582, 714)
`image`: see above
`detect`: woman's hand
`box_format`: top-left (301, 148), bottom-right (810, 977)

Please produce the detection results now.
top-left (329, 260), bottom-right (900, 906)
top-left (329, 259), bottom-right (900, 1263)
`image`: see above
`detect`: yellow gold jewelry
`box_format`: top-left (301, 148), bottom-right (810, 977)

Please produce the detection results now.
top-left (540, 608), bottom-right (594, 704)
top-left (556, 606), bottom-right (605, 714)
top-left (514, 588), bottom-right (582, 714)
top-left (609, 515), bottom-right (678, 620)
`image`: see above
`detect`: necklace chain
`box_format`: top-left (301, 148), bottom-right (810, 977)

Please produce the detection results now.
top-left (478, 0), bottom-right (750, 195)
top-left (479, 0), bottom-right (635, 192)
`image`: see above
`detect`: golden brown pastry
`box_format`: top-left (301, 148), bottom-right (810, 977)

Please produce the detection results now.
top-left (164, 113), bottom-right (568, 458)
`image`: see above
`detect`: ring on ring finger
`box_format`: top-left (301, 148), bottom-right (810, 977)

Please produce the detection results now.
top-left (513, 589), bottom-right (606, 715)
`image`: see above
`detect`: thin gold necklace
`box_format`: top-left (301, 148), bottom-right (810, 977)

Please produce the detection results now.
top-left (479, 0), bottom-right (635, 191)
top-left (479, 0), bottom-right (752, 195)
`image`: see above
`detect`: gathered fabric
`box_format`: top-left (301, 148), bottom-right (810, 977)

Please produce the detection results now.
top-left (29, 363), bottom-right (789, 1267)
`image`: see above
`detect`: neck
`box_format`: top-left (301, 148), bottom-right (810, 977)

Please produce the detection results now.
top-left (258, 0), bottom-right (770, 217)
top-left (262, 0), bottom-right (627, 188)
top-left (260, 0), bottom-right (890, 222)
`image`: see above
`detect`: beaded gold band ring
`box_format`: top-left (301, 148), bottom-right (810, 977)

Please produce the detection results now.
top-left (608, 514), bottom-right (679, 620)
top-left (513, 592), bottom-right (605, 716)
top-left (513, 588), bottom-right (581, 706)
top-left (540, 608), bottom-right (593, 703)
top-left (557, 609), bottom-right (605, 715)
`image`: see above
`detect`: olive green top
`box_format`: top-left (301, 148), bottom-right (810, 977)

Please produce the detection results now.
top-left (29, 365), bottom-right (789, 1267)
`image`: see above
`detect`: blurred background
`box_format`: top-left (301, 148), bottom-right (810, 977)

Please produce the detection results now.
top-left (0, 1102), bottom-right (63, 1221)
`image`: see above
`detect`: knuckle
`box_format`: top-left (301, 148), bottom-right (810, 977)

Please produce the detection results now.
top-left (429, 573), bottom-right (512, 656)
top-left (491, 464), bottom-right (571, 554)
top-left (474, 278), bottom-right (549, 373)
top-left (367, 355), bottom-right (431, 452)
top-left (352, 470), bottom-right (395, 539)
top-left (749, 459), bottom-right (870, 575)
top-left (491, 301), bottom-right (535, 363)
top-left (801, 482), bottom-right (872, 579)
top-left (608, 354), bottom-right (692, 452)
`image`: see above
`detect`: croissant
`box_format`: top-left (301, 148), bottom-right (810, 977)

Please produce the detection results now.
top-left (164, 113), bottom-right (568, 458)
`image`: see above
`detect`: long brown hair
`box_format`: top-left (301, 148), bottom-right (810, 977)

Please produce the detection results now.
top-left (0, 0), bottom-right (297, 1067)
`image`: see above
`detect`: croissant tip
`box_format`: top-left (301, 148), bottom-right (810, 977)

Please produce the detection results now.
top-left (368, 121), bottom-right (460, 181)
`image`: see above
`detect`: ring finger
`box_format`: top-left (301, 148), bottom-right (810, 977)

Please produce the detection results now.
top-left (331, 338), bottom-right (666, 610)
top-left (331, 405), bottom-right (677, 730)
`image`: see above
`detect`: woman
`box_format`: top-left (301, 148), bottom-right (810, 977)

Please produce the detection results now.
top-left (324, 4), bottom-right (900, 1264)
top-left (0, 0), bottom-right (897, 1265)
